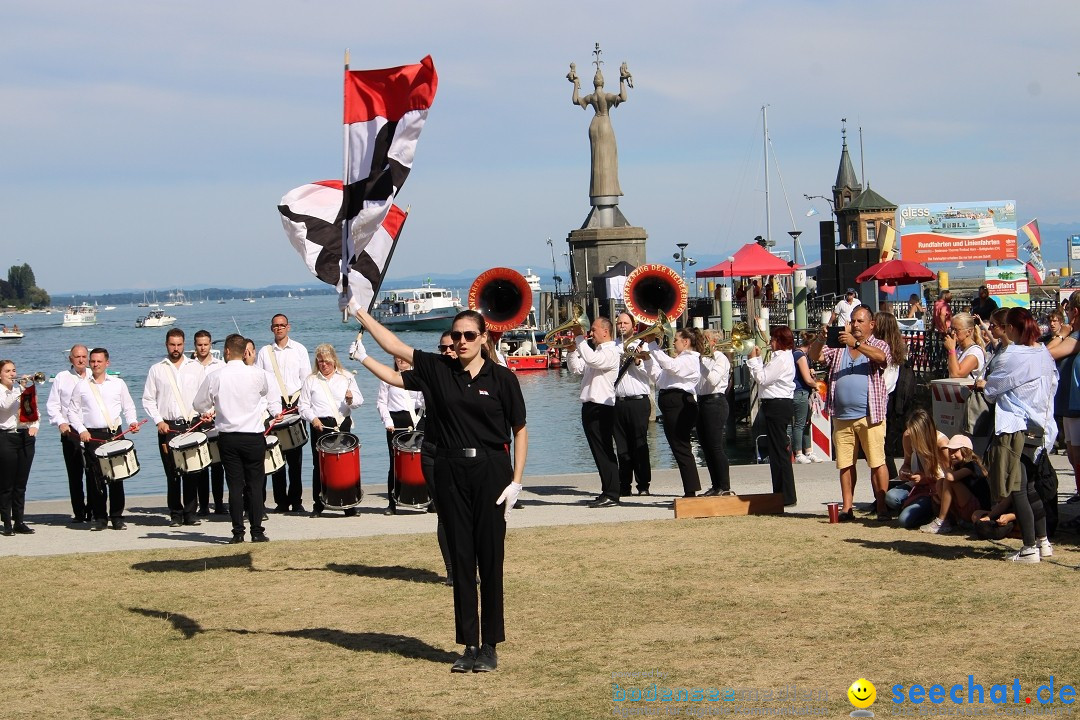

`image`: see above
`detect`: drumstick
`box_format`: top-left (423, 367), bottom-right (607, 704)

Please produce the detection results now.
top-left (85, 418), bottom-right (150, 443)
top-left (168, 416), bottom-right (209, 442)
top-left (264, 406), bottom-right (300, 436)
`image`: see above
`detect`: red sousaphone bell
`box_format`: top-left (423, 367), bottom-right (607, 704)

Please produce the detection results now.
top-left (623, 264), bottom-right (687, 324)
top-left (467, 267), bottom-right (533, 334)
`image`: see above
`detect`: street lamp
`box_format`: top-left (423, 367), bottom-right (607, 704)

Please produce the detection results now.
top-left (787, 230), bottom-right (803, 265)
top-left (673, 243), bottom-right (696, 283)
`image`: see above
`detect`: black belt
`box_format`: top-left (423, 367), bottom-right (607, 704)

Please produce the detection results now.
top-left (699, 393), bottom-right (726, 401)
top-left (435, 447), bottom-right (506, 458)
top-left (616, 394), bottom-right (647, 401)
top-left (658, 389), bottom-right (691, 396)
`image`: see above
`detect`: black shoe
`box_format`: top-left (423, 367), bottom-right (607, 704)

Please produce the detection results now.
top-left (838, 510), bottom-right (856, 522)
top-left (0, 526), bottom-right (12, 537)
top-left (588, 495), bottom-right (619, 509)
top-left (383, 505), bottom-right (396, 516)
top-left (637, 488), bottom-right (651, 496)
top-left (197, 507), bottom-right (210, 517)
top-left (251, 533), bottom-right (269, 543)
top-left (12, 524), bottom-right (33, 535)
top-left (1067, 494), bottom-right (1080, 505)
top-left (451, 646), bottom-right (478, 673)
top-left (701, 487), bottom-right (722, 497)
top-left (184, 518), bottom-right (202, 526)
top-left (262, 512), bottom-right (269, 521)
top-left (169, 519), bottom-right (182, 528)
top-left (472, 643), bottom-right (498, 673)
top-left (310, 510), bottom-right (323, 518)
top-left (71, 516), bottom-right (87, 524)
top-left (444, 575), bottom-right (454, 587)
top-left (344, 508), bottom-right (357, 517)
top-left (426, 502), bottom-right (436, 513)
top-left (273, 506), bottom-right (289, 514)
top-left (111, 520), bottom-right (127, 531)
top-left (91, 521), bottom-right (108, 532)
top-left (214, 504), bottom-right (229, 515)
top-left (228, 535), bottom-right (245, 544)
top-left (292, 505), bottom-right (306, 514)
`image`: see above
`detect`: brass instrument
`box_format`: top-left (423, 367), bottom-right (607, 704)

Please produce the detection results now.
top-left (17, 372), bottom-right (47, 388)
top-left (468, 267), bottom-right (534, 333)
top-left (622, 263), bottom-right (687, 357)
top-left (621, 310), bottom-right (675, 359)
top-left (713, 322), bottom-right (757, 358)
top-left (542, 305), bottom-right (590, 350)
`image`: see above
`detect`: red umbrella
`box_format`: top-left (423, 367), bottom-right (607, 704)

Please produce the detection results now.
top-left (855, 259), bottom-right (935, 285)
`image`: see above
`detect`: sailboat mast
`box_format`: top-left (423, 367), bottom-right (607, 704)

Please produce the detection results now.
top-left (762, 105), bottom-right (771, 250)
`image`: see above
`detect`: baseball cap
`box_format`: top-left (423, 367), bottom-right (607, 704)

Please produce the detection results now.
top-left (946, 434), bottom-right (973, 451)
top-left (845, 287), bottom-right (856, 296)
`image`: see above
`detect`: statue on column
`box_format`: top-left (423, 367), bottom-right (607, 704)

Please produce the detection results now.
top-left (568, 43), bottom-right (632, 201)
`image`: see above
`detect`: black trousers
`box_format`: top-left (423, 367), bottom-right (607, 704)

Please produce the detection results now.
top-left (0, 430), bottom-right (35, 526)
top-left (658, 390), bottom-right (701, 495)
top-left (582, 402), bottom-right (620, 500)
top-left (435, 450), bottom-right (509, 647)
top-left (422, 441), bottom-right (453, 578)
top-left (82, 428), bottom-right (125, 521)
top-left (220, 432), bottom-right (266, 537)
top-left (61, 432), bottom-right (90, 520)
top-left (385, 409), bottom-right (419, 506)
top-left (310, 417), bottom-right (351, 513)
top-left (613, 396), bottom-right (651, 494)
top-left (271, 445), bottom-right (304, 511)
top-left (197, 463), bottom-right (225, 511)
top-left (157, 422), bottom-right (201, 522)
top-left (696, 393), bottom-right (731, 492)
top-left (761, 398), bottom-right (797, 505)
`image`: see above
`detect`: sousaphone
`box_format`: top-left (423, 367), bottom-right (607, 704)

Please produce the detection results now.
top-left (468, 267), bottom-right (533, 334)
top-left (622, 264), bottom-right (687, 353)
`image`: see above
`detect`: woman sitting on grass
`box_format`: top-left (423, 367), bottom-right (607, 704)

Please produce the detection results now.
top-left (884, 409), bottom-right (949, 529)
top-left (919, 434), bottom-right (991, 534)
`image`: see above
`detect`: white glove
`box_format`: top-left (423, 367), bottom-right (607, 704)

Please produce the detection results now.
top-left (349, 333), bottom-right (368, 363)
top-left (495, 481), bottom-right (522, 520)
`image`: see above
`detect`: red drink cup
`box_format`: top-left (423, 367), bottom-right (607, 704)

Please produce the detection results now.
top-left (827, 502), bottom-right (840, 523)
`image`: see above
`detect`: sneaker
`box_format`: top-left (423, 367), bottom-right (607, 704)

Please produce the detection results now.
top-left (1009, 546), bottom-right (1041, 564)
top-left (795, 454), bottom-right (812, 464)
top-left (809, 453), bottom-right (824, 463)
top-left (1037, 537), bottom-right (1053, 558)
top-left (1066, 494), bottom-right (1080, 505)
top-left (919, 518), bottom-right (950, 534)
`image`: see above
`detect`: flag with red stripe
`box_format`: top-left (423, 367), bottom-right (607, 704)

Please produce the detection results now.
top-left (340, 56), bottom-right (437, 312)
top-left (278, 181), bottom-right (407, 313)
top-left (1019, 219), bottom-right (1045, 284)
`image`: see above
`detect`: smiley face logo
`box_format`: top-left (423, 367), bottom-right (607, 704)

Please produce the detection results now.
top-left (848, 679), bottom-right (876, 709)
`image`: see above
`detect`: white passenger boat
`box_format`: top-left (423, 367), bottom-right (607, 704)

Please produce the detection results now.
top-left (62, 304), bottom-right (97, 327)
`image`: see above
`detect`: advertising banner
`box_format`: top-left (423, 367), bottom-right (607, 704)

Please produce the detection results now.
top-left (897, 201), bottom-right (1017, 264)
top-left (985, 262), bottom-right (1029, 308)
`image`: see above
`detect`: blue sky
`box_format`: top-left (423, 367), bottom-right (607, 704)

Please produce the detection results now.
top-left (3, 0), bottom-right (1078, 293)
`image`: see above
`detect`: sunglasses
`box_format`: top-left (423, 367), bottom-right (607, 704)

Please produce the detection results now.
top-left (437, 344), bottom-right (454, 352)
top-left (271, 324), bottom-right (288, 329)
top-left (988, 323), bottom-right (997, 330)
top-left (450, 330), bottom-right (480, 343)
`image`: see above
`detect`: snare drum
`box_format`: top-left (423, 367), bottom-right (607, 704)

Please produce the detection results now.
top-left (392, 430), bottom-right (428, 507)
top-left (94, 439), bottom-right (140, 482)
top-left (271, 414), bottom-right (309, 452)
top-left (264, 435), bottom-right (285, 475)
top-left (167, 431), bottom-right (211, 474)
top-left (203, 425), bottom-right (221, 465)
top-left (317, 432), bottom-right (362, 509)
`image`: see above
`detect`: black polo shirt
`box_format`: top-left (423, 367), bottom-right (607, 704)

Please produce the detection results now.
top-left (402, 350), bottom-right (526, 451)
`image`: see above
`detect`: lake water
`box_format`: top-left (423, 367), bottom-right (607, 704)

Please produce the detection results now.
top-left (5, 296), bottom-right (762, 502)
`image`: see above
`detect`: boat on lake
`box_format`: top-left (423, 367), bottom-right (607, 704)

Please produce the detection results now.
top-left (135, 308), bottom-right (177, 328)
top-left (62, 304), bottom-right (97, 327)
top-left (372, 282), bottom-right (463, 331)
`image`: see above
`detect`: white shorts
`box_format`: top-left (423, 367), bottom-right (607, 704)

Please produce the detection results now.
top-left (1063, 416), bottom-right (1080, 446)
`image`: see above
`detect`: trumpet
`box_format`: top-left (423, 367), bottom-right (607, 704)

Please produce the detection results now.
top-left (543, 305), bottom-right (590, 350)
top-left (18, 372), bottom-right (47, 388)
top-left (713, 322), bottom-right (757, 358)
top-left (621, 310), bottom-right (675, 359)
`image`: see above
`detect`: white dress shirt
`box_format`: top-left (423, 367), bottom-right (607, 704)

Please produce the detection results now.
top-left (256, 339), bottom-right (312, 400)
top-left (299, 370), bottom-right (364, 422)
top-left (376, 382), bottom-right (424, 429)
top-left (614, 338), bottom-right (651, 397)
top-left (70, 375), bottom-right (138, 433)
top-left (142, 357), bottom-right (205, 423)
top-left (567, 337), bottom-right (619, 406)
top-left (983, 344), bottom-right (1058, 453)
top-left (0, 383), bottom-right (39, 431)
top-left (194, 360), bottom-right (272, 433)
top-left (697, 351), bottom-right (732, 396)
top-left (46, 367), bottom-right (91, 427)
top-left (747, 349), bottom-right (796, 399)
top-left (648, 344), bottom-right (701, 393)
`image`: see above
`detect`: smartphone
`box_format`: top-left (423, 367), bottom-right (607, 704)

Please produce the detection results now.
top-left (826, 326), bottom-right (844, 349)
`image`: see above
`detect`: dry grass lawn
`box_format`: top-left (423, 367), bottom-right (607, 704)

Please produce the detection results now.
top-left (2, 514), bottom-right (1078, 719)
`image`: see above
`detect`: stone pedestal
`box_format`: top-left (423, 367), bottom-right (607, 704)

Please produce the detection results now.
top-left (566, 225), bottom-right (647, 299)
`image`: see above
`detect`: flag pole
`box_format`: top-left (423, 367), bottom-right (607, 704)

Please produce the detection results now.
top-left (341, 48), bottom-right (351, 323)
top-left (367, 205), bottom-right (412, 314)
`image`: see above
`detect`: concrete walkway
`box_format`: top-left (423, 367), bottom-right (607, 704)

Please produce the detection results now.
top-left (3, 455), bottom-right (1077, 558)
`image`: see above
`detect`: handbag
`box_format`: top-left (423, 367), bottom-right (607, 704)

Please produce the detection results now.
top-left (963, 352), bottom-right (993, 437)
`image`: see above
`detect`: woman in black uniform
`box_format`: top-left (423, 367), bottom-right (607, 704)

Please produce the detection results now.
top-left (351, 309), bottom-right (527, 674)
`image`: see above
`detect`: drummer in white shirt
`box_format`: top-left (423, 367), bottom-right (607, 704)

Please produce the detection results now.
top-left (193, 329), bottom-right (226, 515)
top-left (299, 344), bottom-right (363, 517)
top-left (142, 328), bottom-right (206, 527)
top-left (255, 314), bottom-right (312, 514)
top-left (70, 348), bottom-right (140, 531)
top-left (46, 344), bottom-right (93, 523)
top-left (376, 357), bottom-right (425, 515)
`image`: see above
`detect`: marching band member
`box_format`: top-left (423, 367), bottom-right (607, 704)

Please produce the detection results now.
top-left (567, 316), bottom-right (621, 507)
top-left (0, 361), bottom-right (39, 535)
top-left (613, 312), bottom-right (652, 496)
top-left (195, 334), bottom-right (273, 544)
top-left (647, 327), bottom-right (704, 499)
top-left (416, 332), bottom-right (458, 584)
top-left (747, 325), bottom-right (798, 506)
top-left (142, 328), bottom-right (206, 527)
top-left (193, 329), bottom-right (226, 515)
top-left (352, 308), bottom-right (527, 674)
top-left (376, 357), bottom-right (425, 515)
top-left (299, 344), bottom-right (363, 517)
top-left (46, 344), bottom-right (93, 523)
top-left (245, 337), bottom-right (280, 521)
top-left (70, 348), bottom-right (140, 531)
top-left (697, 330), bottom-right (733, 496)
top-left (256, 314), bottom-right (311, 514)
